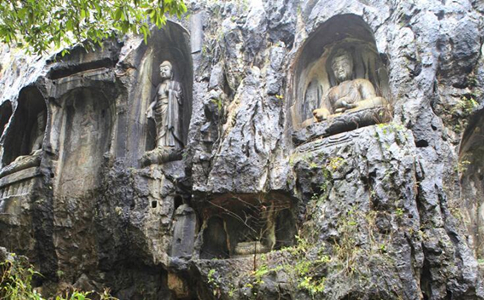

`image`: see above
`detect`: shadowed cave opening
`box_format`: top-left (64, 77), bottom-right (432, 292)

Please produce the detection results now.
top-left (199, 195), bottom-right (296, 259)
top-left (2, 87), bottom-right (47, 166)
top-left (200, 217), bottom-right (229, 259)
top-left (174, 195), bottom-right (184, 212)
top-left (275, 208), bottom-right (297, 249)
top-left (145, 118), bottom-right (157, 151)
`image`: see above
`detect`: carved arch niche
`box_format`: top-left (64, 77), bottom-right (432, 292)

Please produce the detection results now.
top-left (2, 87), bottom-right (47, 166)
top-left (56, 88), bottom-right (115, 197)
top-left (122, 22), bottom-right (192, 165)
top-left (197, 193), bottom-right (297, 259)
top-left (459, 110), bottom-right (484, 259)
top-left (289, 14), bottom-right (391, 131)
top-left (144, 25), bottom-right (192, 154)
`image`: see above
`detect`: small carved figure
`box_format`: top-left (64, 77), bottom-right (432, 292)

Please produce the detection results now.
top-left (29, 112), bottom-right (46, 154)
top-left (12, 111), bottom-right (45, 164)
top-left (147, 61), bottom-right (183, 149)
top-left (313, 49), bottom-right (387, 122)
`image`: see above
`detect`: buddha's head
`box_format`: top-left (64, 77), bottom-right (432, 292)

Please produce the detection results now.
top-left (331, 49), bottom-right (353, 83)
top-left (159, 61), bottom-right (173, 80)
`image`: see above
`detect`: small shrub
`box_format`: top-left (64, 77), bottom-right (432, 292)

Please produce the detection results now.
top-left (0, 254), bottom-right (41, 299)
top-left (1, 253), bottom-right (117, 300)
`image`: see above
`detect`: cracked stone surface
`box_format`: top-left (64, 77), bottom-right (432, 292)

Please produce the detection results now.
top-left (0, 0), bottom-right (483, 299)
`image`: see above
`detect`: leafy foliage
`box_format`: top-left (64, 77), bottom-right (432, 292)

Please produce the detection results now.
top-left (279, 236), bottom-right (330, 296)
top-left (0, 253), bottom-right (41, 299)
top-left (0, 0), bottom-right (187, 54)
top-left (1, 253), bottom-right (117, 299)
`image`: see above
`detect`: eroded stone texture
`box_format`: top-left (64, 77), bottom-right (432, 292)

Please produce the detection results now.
top-left (291, 125), bottom-right (421, 298)
top-left (0, 0), bottom-right (483, 299)
top-left (171, 204), bottom-right (196, 258)
top-left (186, 0), bottom-right (484, 299)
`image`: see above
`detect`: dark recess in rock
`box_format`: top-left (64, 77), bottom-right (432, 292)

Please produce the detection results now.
top-left (0, 2), bottom-right (483, 299)
top-left (2, 86), bottom-right (47, 166)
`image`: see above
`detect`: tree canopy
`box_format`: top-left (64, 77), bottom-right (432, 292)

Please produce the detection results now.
top-left (0, 0), bottom-right (187, 54)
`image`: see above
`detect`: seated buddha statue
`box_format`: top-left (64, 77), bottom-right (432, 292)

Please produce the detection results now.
top-left (313, 49), bottom-right (387, 122)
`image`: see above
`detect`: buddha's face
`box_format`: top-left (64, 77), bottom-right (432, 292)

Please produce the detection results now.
top-left (160, 63), bottom-right (172, 79)
top-left (331, 55), bottom-right (352, 82)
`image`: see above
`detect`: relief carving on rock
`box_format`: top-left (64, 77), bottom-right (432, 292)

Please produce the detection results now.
top-left (147, 61), bottom-right (183, 150)
top-left (291, 15), bottom-right (392, 145)
top-left (312, 48), bottom-right (388, 123)
top-left (142, 61), bottom-right (184, 165)
top-left (0, 88), bottom-right (46, 216)
top-left (25, 111), bottom-right (46, 158)
top-left (2, 88), bottom-right (47, 167)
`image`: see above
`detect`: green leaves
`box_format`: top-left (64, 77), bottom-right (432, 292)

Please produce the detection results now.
top-left (1, 254), bottom-right (118, 299)
top-left (0, 0), bottom-right (188, 55)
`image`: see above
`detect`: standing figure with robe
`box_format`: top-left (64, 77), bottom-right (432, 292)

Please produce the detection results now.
top-left (147, 61), bottom-right (183, 150)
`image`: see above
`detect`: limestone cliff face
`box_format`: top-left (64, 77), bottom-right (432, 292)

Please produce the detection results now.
top-left (0, 0), bottom-right (483, 299)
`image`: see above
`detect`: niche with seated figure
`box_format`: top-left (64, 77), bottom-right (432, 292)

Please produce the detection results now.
top-left (199, 194), bottom-right (296, 259)
top-left (290, 14), bottom-right (391, 143)
top-left (2, 87), bottom-right (47, 166)
top-left (459, 109), bottom-right (484, 259)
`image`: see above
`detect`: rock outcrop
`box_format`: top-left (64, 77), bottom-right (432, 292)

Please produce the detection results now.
top-left (0, 0), bottom-right (483, 299)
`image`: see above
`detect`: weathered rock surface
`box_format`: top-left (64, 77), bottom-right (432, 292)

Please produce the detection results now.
top-left (0, 0), bottom-right (483, 299)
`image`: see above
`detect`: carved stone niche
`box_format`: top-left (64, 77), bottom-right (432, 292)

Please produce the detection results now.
top-left (459, 109), bottom-right (484, 259)
top-left (0, 88), bottom-right (46, 219)
top-left (171, 203), bottom-right (197, 259)
top-left (55, 87), bottom-right (115, 198)
top-left (137, 22), bottom-right (193, 167)
top-left (196, 194), bottom-right (296, 259)
top-left (289, 14), bottom-right (392, 145)
top-left (2, 87), bottom-right (47, 167)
